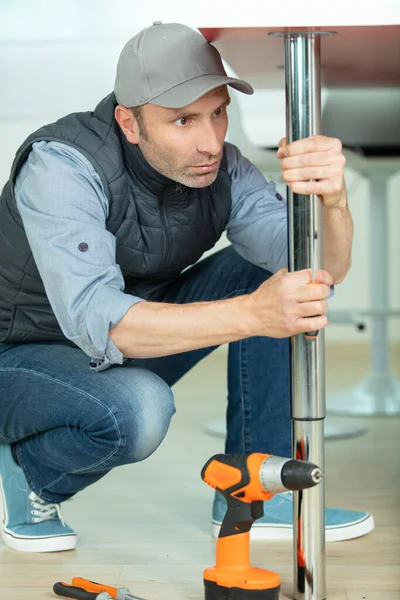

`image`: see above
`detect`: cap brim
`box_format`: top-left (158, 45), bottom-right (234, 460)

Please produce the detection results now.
top-left (149, 74), bottom-right (254, 108)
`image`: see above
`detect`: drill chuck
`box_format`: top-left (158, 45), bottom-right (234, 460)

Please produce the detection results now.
top-left (259, 455), bottom-right (323, 494)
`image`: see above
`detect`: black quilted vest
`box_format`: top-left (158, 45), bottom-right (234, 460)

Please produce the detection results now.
top-left (0, 93), bottom-right (232, 344)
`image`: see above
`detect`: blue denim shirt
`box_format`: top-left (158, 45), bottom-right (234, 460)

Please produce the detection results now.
top-left (14, 141), bottom-right (288, 369)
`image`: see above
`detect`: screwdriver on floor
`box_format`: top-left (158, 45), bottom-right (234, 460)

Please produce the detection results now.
top-left (53, 577), bottom-right (146, 600)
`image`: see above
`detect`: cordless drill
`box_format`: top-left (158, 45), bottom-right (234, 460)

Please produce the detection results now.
top-left (201, 453), bottom-right (322, 600)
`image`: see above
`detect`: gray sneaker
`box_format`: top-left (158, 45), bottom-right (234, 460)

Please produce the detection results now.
top-left (0, 444), bottom-right (77, 552)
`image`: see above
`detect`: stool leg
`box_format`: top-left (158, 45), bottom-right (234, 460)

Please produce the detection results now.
top-left (371, 170), bottom-right (390, 375)
top-left (328, 165), bottom-right (400, 415)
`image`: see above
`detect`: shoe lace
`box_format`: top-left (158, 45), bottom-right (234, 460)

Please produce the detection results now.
top-left (29, 491), bottom-right (65, 525)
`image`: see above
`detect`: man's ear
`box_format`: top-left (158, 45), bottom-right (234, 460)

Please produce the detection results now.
top-left (114, 105), bottom-right (140, 144)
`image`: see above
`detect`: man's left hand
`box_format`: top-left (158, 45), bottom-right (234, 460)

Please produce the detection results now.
top-left (277, 135), bottom-right (347, 210)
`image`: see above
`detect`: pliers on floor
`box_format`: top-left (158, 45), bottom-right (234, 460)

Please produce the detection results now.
top-left (53, 577), bottom-right (146, 600)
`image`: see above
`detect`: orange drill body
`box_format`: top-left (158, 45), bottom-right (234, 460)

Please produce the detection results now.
top-left (204, 531), bottom-right (280, 592)
top-left (202, 453), bottom-right (274, 504)
top-left (201, 452), bottom-right (322, 600)
top-left (202, 453), bottom-right (281, 599)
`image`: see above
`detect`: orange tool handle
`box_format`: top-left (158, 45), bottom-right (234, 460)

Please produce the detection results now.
top-left (72, 578), bottom-right (117, 598)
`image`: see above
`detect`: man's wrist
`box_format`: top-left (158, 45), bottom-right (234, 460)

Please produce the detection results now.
top-left (336, 190), bottom-right (348, 210)
top-left (324, 190), bottom-right (348, 212)
top-left (232, 293), bottom-right (260, 338)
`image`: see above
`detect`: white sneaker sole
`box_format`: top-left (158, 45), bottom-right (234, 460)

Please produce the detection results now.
top-left (0, 473), bottom-right (77, 553)
top-left (212, 513), bottom-right (375, 543)
top-left (1, 527), bottom-right (77, 552)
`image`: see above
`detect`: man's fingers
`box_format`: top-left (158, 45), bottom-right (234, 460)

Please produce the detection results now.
top-left (290, 268), bottom-right (332, 288)
top-left (298, 314), bottom-right (328, 333)
top-left (279, 135), bottom-right (341, 158)
top-left (298, 300), bottom-right (328, 317)
top-left (295, 283), bottom-right (331, 303)
top-left (313, 269), bottom-right (333, 287)
top-left (279, 149), bottom-right (344, 170)
top-left (278, 137), bottom-right (287, 149)
top-left (282, 166), bottom-right (341, 182)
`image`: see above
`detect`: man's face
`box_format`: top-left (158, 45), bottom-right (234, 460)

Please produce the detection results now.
top-left (135, 87), bottom-right (230, 188)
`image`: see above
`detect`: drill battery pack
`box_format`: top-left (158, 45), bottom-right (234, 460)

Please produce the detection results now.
top-left (204, 580), bottom-right (280, 600)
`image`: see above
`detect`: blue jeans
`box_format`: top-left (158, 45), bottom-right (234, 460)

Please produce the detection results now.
top-left (0, 247), bottom-right (290, 504)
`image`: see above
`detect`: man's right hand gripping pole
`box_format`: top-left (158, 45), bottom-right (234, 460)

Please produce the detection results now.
top-left (201, 453), bottom-right (323, 600)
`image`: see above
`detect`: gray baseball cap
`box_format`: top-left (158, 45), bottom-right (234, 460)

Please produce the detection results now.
top-left (114, 21), bottom-right (253, 108)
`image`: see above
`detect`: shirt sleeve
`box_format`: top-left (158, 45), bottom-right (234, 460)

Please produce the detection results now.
top-left (14, 141), bottom-right (144, 370)
top-left (225, 142), bottom-right (288, 273)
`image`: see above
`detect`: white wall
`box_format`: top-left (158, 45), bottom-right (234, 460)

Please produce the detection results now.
top-left (1, 1), bottom-right (399, 342)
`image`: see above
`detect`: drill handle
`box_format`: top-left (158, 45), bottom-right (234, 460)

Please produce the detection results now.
top-left (201, 454), bottom-right (267, 538)
top-left (220, 497), bottom-right (264, 538)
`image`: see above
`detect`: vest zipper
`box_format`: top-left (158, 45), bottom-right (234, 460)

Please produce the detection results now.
top-left (160, 189), bottom-right (172, 271)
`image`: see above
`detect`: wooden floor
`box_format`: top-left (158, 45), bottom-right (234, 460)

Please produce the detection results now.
top-left (1, 343), bottom-right (399, 599)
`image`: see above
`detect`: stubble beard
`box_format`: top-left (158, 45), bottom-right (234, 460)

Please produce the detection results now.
top-left (138, 140), bottom-right (220, 189)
